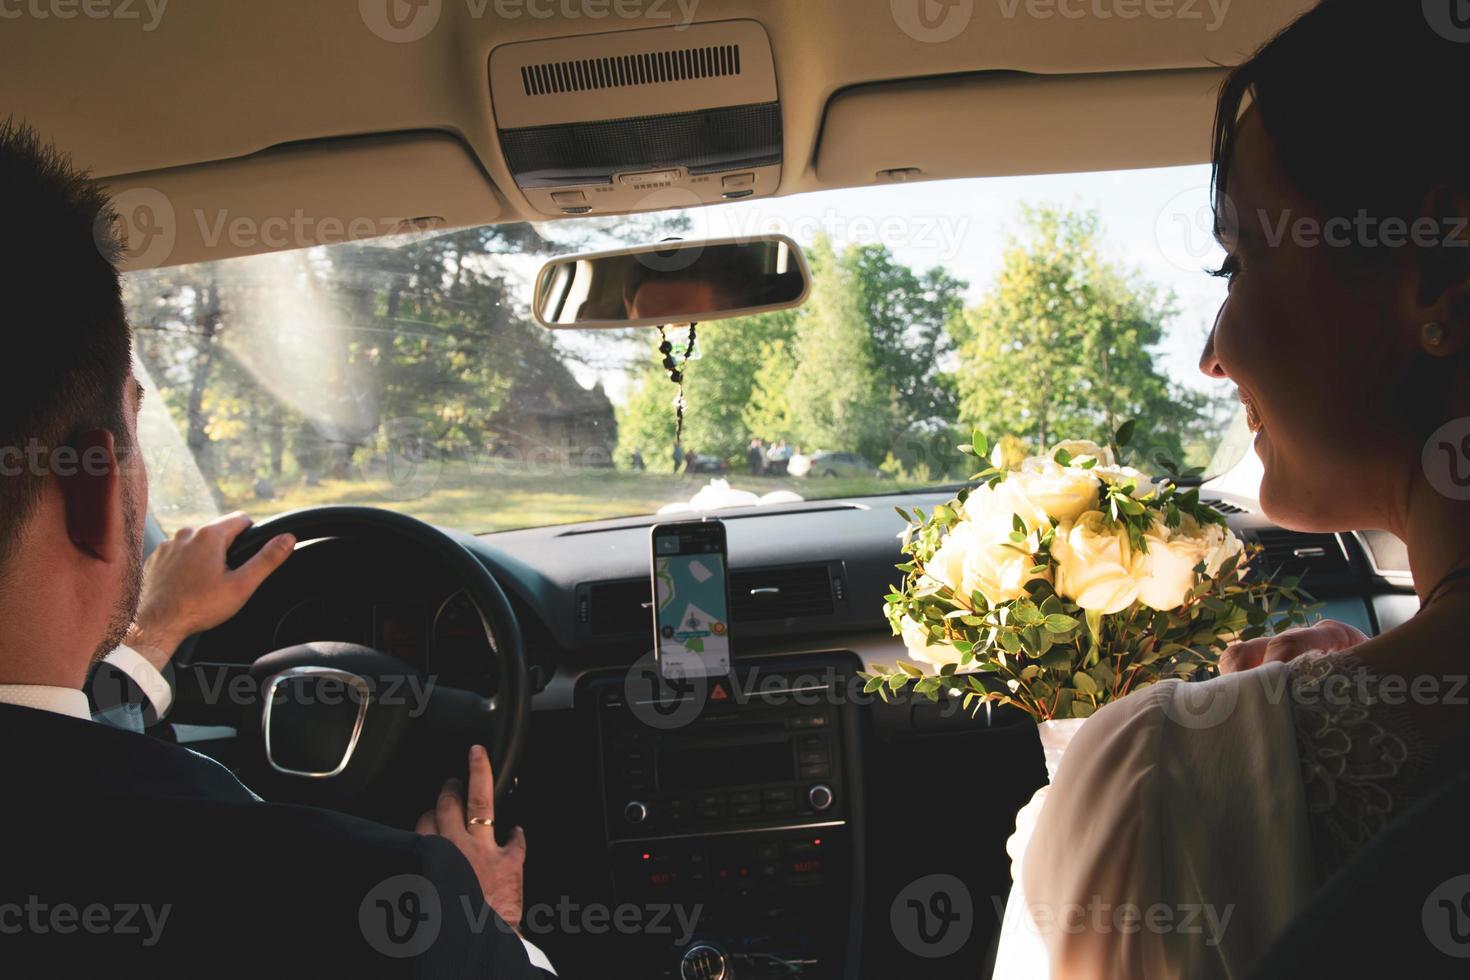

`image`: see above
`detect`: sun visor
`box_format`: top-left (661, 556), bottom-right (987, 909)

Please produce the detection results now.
top-left (815, 69), bottom-right (1227, 186)
top-left (96, 133), bottom-right (502, 271)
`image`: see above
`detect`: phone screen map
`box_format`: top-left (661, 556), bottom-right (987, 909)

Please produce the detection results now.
top-left (654, 548), bottom-right (730, 679)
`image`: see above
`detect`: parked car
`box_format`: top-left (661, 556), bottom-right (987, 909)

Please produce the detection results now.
top-left (787, 451), bottom-right (881, 479)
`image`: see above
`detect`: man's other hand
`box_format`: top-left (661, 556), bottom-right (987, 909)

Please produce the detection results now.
top-left (417, 745), bottom-right (528, 932)
top-left (125, 512), bottom-right (295, 670)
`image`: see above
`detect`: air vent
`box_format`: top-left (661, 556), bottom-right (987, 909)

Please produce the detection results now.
top-left (521, 44), bottom-right (741, 97)
top-left (1202, 497), bottom-right (1247, 515)
top-left (731, 565), bottom-right (836, 622)
top-left (586, 578), bottom-right (652, 637)
top-left (582, 563), bottom-right (838, 637)
top-left (1253, 529), bottom-right (1352, 585)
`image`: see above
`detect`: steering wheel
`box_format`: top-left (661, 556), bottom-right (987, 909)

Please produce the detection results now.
top-left (173, 506), bottom-right (530, 808)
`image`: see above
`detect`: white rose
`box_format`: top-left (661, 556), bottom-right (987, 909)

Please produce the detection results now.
top-left (1093, 463), bottom-right (1155, 499)
top-left (899, 615), bottom-right (955, 668)
top-left (1202, 520), bottom-right (1245, 577)
top-left (1011, 455), bottom-right (1102, 524)
top-left (1049, 439), bottom-right (1115, 467)
top-left (1053, 511), bottom-right (1144, 614)
top-left (924, 519), bottom-right (977, 596)
top-left (926, 509), bottom-right (1047, 608)
top-left (1136, 517), bottom-right (1208, 611)
top-left (961, 534), bottom-right (1047, 607)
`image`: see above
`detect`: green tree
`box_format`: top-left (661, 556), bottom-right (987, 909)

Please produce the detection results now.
top-left (951, 206), bottom-right (1218, 469)
top-left (786, 236), bottom-right (890, 460)
top-left (843, 244), bottom-right (967, 425)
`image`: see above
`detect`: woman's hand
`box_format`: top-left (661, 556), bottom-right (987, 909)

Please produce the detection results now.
top-left (1219, 619), bottom-right (1369, 674)
top-left (416, 744), bottom-right (528, 932)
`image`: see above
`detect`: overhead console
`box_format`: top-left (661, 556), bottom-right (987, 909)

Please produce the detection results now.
top-left (488, 20), bottom-right (782, 218)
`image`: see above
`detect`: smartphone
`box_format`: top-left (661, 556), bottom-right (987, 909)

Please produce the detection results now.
top-left (650, 519), bottom-right (732, 680)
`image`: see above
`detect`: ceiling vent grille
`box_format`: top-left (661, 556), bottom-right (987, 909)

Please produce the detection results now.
top-left (521, 44), bottom-right (742, 97)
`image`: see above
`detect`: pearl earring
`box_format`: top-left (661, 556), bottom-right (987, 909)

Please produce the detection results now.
top-left (1423, 322), bottom-right (1446, 349)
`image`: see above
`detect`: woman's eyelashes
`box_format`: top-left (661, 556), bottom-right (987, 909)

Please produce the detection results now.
top-left (1208, 253), bottom-right (1242, 283)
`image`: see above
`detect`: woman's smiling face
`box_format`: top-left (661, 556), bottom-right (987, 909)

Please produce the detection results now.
top-left (1198, 108), bottom-right (1427, 534)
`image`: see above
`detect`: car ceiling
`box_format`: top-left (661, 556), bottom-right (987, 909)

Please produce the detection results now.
top-left (0, 0), bottom-right (1311, 268)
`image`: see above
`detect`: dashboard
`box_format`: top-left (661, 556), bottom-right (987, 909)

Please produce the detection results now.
top-left (189, 537), bottom-right (501, 698)
top-left (180, 490), bottom-right (1417, 978)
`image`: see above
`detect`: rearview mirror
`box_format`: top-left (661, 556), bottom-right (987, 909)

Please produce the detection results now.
top-left (533, 235), bottom-right (811, 329)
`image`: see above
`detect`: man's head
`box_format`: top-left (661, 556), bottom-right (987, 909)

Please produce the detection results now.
top-left (0, 119), bottom-right (145, 677)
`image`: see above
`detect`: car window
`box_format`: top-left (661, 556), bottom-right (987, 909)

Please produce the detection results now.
top-left (126, 164), bottom-right (1237, 532)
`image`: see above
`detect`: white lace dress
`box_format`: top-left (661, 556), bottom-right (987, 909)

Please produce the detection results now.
top-left (992, 653), bottom-right (1425, 980)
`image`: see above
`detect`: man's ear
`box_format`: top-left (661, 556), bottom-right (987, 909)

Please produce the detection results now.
top-left (55, 428), bottom-right (125, 564)
top-left (1414, 183), bottom-right (1470, 357)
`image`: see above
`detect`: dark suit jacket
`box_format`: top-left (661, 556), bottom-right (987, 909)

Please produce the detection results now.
top-left (0, 703), bottom-right (553, 977)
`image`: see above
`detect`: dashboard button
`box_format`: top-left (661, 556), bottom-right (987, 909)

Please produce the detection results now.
top-left (623, 801), bottom-right (649, 824)
top-left (808, 784), bottom-right (834, 811)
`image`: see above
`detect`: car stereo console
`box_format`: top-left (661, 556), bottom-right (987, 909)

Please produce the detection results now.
top-left (592, 654), bottom-right (863, 979)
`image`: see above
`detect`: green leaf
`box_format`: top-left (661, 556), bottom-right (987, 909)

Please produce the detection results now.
top-left (899, 661), bottom-right (926, 678)
top-left (972, 430), bottom-right (990, 458)
top-left (1073, 672), bottom-right (1099, 695)
top-left (1044, 614), bottom-right (1079, 633)
top-left (1114, 419), bottom-right (1137, 448)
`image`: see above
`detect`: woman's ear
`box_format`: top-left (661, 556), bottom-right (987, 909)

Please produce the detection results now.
top-left (1413, 183), bottom-right (1470, 358)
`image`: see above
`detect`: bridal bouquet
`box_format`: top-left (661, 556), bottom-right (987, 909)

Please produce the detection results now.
top-left (862, 426), bottom-right (1313, 722)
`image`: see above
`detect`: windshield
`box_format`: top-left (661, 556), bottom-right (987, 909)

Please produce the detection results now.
top-left (126, 165), bottom-right (1241, 533)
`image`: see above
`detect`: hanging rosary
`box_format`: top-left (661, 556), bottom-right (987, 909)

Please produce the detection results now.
top-left (657, 323), bottom-right (698, 449)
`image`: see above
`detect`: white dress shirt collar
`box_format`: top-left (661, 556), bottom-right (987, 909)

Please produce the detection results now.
top-left (0, 684), bottom-right (91, 720)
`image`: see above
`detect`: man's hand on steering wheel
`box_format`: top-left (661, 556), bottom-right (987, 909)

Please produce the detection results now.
top-left (125, 511), bottom-right (296, 671)
top-left (416, 744), bottom-right (528, 933)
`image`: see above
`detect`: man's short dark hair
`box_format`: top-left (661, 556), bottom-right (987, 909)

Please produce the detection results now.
top-left (0, 118), bottom-right (133, 581)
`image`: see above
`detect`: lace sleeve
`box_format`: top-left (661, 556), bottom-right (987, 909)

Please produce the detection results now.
top-left (1288, 652), bottom-right (1432, 877)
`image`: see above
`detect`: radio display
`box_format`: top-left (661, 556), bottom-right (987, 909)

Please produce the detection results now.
top-left (657, 740), bottom-right (794, 792)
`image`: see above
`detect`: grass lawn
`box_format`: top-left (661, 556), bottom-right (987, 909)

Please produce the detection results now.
top-left (168, 460), bottom-right (901, 534)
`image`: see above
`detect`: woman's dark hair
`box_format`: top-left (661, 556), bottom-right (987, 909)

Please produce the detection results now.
top-left (1211, 0), bottom-right (1470, 437)
top-left (1212, 0), bottom-right (1470, 259)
